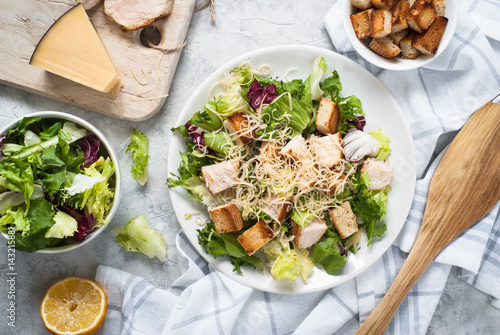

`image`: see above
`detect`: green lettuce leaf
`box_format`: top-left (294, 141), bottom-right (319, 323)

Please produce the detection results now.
top-left (263, 240), bottom-right (302, 282)
top-left (368, 129), bottom-right (392, 160)
top-left (190, 109), bottom-right (223, 132)
top-left (203, 132), bottom-right (235, 155)
top-left (305, 56), bottom-right (328, 101)
top-left (0, 157), bottom-right (35, 212)
top-left (6, 117), bottom-right (41, 143)
top-left (45, 211), bottom-right (78, 239)
top-left (261, 93), bottom-right (314, 138)
top-left (14, 230), bottom-right (60, 253)
top-left (114, 214), bottom-right (168, 262)
top-left (350, 172), bottom-right (388, 245)
top-left (27, 198), bottom-right (55, 235)
top-left (126, 129), bottom-right (150, 186)
top-left (310, 230), bottom-right (347, 275)
top-left (0, 206), bottom-right (30, 235)
top-left (197, 221), bottom-right (263, 274)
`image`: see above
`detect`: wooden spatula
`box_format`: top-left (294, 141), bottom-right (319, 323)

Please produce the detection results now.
top-left (355, 102), bottom-right (500, 335)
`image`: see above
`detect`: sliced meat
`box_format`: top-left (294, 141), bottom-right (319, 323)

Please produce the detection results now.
top-left (201, 160), bottom-right (240, 195)
top-left (291, 217), bottom-right (328, 249)
top-left (360, 158), bottom-right (394, 190)
top-left (104, 0), bottom-right (175, 31)
top-left (309, 133), bottom-right (343, 168)
top-left (280, 135), bottom-right (309, 160)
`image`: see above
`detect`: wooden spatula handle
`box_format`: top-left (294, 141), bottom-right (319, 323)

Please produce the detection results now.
top-left (354, 234), bottom-right (439, 335)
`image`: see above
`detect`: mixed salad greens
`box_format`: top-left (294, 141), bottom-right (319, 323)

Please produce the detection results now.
top-left (0, 117), bottom-right (116, 252)
top-left (168, 57), bottom-right (393, 283)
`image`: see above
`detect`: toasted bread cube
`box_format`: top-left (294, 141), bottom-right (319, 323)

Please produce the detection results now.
top-left (371, 0), bottom-right (397, 9)
top-left (389, 29), bottom-right (409, 44)
top-left (201, 160), bottom-right (240, 194)
top-left (315, 97), bottom-right (340, 135)
top-left (432, 0), bottom-right (445, 16)
top-left (237, 220), bottom-right (275, 255)
top-left (360, 158), bottom-right (394, 190)
top-left (350, 9), bottom-right (374, 40)
top-left (261, 195), bottom-right (290, 223)
top-left (350, 0), bottom-right (372, 10)
top-left (291, 217), bottom-right (328, 249)
top-left (407, 0), bottom-right (436, 33)
top-left (280, 135), bottom-right (309, 160)
top-left (224, 112), bottom-right (254, 146)
top-left (369, 36), bottom-right (401, 58)
top-left (329, 202), bottom-right (358, 239)
top-left (412, 16), bottom-right (448, 55)
top-left (400, 31), bottom-right (421, 59)
top-left (209, 203), bottom-right (244, 234)
top-left (371, 9), bottom-right (392, 38)
top-left (391, 0), bottom-right (409, 33)
top-left (310, 133), bottom-right (343, 168)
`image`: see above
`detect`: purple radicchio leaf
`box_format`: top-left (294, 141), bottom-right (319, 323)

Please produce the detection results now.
top-left (337, 241), bottom-right (347, 256)
top-left (79, 134), bottom-right (100, 166)
top-left (62, 206), bottom-right (95, 241)
top-left (185, 122), bottom-right (215, 155)
top-left (346, 116), bottom-right (366, 132)
top-left (248, 79), bottom-right (277, 109)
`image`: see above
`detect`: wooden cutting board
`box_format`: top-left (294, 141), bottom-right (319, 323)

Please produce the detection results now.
top-left (0, 0), bottom-right (196, 121)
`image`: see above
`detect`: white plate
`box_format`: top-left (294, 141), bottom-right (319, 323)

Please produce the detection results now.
top-left (168, 45), bottom-right (416, 294)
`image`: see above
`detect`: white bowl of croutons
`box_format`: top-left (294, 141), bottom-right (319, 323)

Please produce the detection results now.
top-left (344, 0), bottom-right (458, 71)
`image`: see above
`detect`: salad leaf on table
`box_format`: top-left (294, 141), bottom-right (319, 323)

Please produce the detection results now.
top-left (126, 129), bottom-right (150, 186)
top-left (114, 214), bottom-right (168, 262)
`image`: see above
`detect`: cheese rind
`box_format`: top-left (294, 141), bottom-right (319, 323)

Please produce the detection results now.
top-left (30, 4), bottom-right (122, 94)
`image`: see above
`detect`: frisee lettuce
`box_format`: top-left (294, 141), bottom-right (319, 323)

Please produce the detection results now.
top-left (126, 129), bottom-right (150, 186)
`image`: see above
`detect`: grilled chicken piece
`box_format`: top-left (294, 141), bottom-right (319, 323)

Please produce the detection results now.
top-left (201, 160), bottom-right (240, 195)
top-left (309, 133), bottom-right (343, 168)
top-left (360, 158), bottom-right (394, 190)
top-left (104, 0), bottom-right (175, 31)
top-left (280, 135), bottom-right (309, 160)
top-left (291, 217), bottom-right (328, 249)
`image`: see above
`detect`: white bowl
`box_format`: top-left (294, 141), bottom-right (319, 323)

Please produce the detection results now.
top-left (343, 0), bottom-right (458, 71)
top-left (0, 111), bottom-right (121, 253)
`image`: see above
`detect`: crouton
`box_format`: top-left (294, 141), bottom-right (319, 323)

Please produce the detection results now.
top-left (201, 160), bottom-right (240, 194)
top-left (224, 112), bottom-right (254, 146)
top-left (261, 195), bottom-right (290, 223)
top-left (412, 16), bottom-right (448, 55)
top-left (360, 158), bottom-right (394, 190)
top-left (291, 217), bottom-right (328, 249)
top-left (209, 203), bottom-right (244, 234)
top-left (389, 29), bottom-right (409, 45)
top-left (237, 220), bottom-right (275, 255)
top-left (432, 0), bottom-right (445, 16)
top-left (371, 0), bottom-right (397, 9)
top-left (315, 97), bottom-right (340, 135)
top-left (400, 31), bottom-right (421, 59)
top-left (280, 135), bottom-right (309, 160)
top-left (391, 0), bottom-right (410, 33)
top-left (370, 9), bottom-right (392, 38)
top-left (310, 133), bottom-right (343, 168)
top-left (406, 0), bottom-right (436, 33)
top-left (329, 202), bottom-right (358, 239)
top-left (369, 37), bottom-right (401, 58)
top-left (350, 0), bottom-right (372, 10)
top-left (350, 9), bottom-right (373, 40)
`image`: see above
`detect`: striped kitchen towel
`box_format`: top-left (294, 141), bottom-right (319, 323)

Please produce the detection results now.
top-left (94, 1), bottom-right (500, 334)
